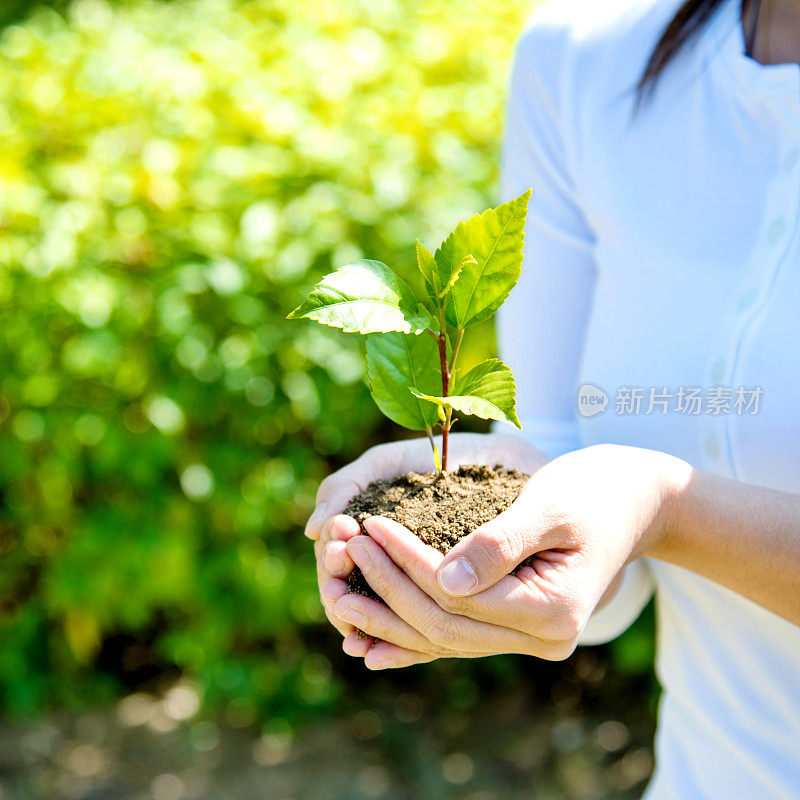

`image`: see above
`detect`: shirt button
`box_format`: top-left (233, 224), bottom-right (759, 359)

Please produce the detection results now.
top-left (785, 147), bottom-right (799, 172)
top-left (738, 289), bottom-right (757, 311)
top-left (710, 358), bottom-right (726, 383)
top-left (705, 433), bottom-right (720, 459)
top-left (768, 217), bottom-right (786, 243)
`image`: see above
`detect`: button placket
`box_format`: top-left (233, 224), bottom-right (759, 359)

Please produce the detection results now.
top-left (725, 138), bottom-right (800, 481)
top-left (702, 144), bottom-right (799, 476)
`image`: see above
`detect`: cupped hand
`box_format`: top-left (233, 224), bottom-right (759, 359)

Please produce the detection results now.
top-left (308, 432), bottom-right (549, 660)
top-left (320, 517), bottom-right (580, 668)
top-left (323, 443), bottom-right (691, 668)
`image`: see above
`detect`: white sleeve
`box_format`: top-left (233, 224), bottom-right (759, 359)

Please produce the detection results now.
top-left (578, 559), bottom-right (656, 645)
top-left (497, 21), bottom-right (597, 461)
top-left (498, 22), bottom-right (655, 644)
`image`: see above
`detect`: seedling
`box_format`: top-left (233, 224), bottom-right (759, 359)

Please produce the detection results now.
top-left (288, 191), bottom-right (530, 471)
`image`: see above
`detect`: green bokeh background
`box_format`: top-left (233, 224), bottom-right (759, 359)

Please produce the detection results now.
top-left (0, 0), bottom-right (655, 733)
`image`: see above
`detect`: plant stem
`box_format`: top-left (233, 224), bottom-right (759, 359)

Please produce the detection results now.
top-left (437, 334), bottom-right (450, 471)
top-left (448, 328), bottom-right (464, 375)
top-left (425, 425), bottom-right (435, 452)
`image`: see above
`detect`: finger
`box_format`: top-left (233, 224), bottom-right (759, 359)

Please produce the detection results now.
top-left (362, 515), bottom-right (445, 593)
top-left (324, 540), bottom-right (355, 578)
top-left (305, 483), bottom-right (361, 540)
top-left (342, 632), bottom-right (375, 657)
top-left (314, 515), bottom-right (361, 568)
top-left (305, 503), bottom-right (330, 541)
top-left (345, 535), bottom-right (557, 657)
top-left (306, 495), bottom-right (363, 541)
top-left (324, 607), bottom-right (354, 638)
top-left (363, 640), bottom-right (438, 670)
top-left (318, 577), bottom-right (354, 638)
top-left (361, 515), bottom-right (526, 627)
top-left (314, 518), bottom-right (360, 583)
top-left (306, 471), bottom-right (368, 540)
top-left (320, 577), bottom-right (349, 605)
top-left (436, 487), bottom-right (560, 596)
top-left (363, 516), bottom-right (585, 641)
top-left (361, 515), bottom-right (533, 627)
top-left (315, 515), bottom-right (361, 587)
top-left (315, 516), bottom-right (363, 638)
top-left (324, 514), bottom-right (362, 542)
top-left (333, 593), bottom-right (443, 654)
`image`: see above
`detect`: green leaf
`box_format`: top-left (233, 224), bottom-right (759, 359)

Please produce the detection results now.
top-left (365, 332), bottom-right (444, 430)
top-left (287, 259), bottom-right (432, 334)
top-left (432, 444), bottom-right (442, 472)
top-left (439, 253), bottom-right (476, 298)
top-left (416, 240), bottom-right (440, 295)
top-left (434, 190), bottom-right (530, 328)
top-left (410, 358), bottom-right (521, 427)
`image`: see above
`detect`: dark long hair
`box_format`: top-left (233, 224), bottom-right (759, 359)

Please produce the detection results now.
top-left (637, 0), bottom-right (737, 98)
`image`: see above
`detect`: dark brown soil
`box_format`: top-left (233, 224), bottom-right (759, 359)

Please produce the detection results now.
top-left (343, 464), bottom-right (530, 601)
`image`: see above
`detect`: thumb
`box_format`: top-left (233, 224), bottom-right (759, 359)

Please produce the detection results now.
top-left (436, 500), bottom-right (544, 597)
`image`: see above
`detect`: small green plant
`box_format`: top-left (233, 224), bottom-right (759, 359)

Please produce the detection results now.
top-left (288, 190), bottom-right (530, 471)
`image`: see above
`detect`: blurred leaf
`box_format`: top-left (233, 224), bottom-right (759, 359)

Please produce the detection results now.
top-left (64, 609), bottom-right (101, 663)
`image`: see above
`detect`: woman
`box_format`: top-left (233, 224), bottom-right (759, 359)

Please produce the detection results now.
top-left (307, 0), bottom-right (800, 797)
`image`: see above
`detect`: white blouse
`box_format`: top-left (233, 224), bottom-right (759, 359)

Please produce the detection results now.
top-left (499, 0), bottom-right (800, 797)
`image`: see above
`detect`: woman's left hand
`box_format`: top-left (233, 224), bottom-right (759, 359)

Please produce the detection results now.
top-left (323, 444), bottom-right (692, 669)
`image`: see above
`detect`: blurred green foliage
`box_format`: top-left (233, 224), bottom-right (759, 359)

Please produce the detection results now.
top-left (0, 0), bottom-right (657, 727)
top-left (0, 0), bottom-right (540, 717)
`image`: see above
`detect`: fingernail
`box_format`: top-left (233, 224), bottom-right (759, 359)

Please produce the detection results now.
top-left (320, 579), bottom-right (342, 603)
top-left (330, 515), bottom-right (360, 539)
top-left (324, 545), bottom-right (348, 573)
top-left (363, 518), bottom-right (386, 546)
top-left (337, 605), bottom-right (367, 628)
top-left (438, 557), bottom-right (478, 596)
top-left (348, 540), bottom-right (372, 569)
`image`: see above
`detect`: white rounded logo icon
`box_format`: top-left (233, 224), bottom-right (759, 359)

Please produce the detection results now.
top-left (577, 383), bottom-right (608, 417)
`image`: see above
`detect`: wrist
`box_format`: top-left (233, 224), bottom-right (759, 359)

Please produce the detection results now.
top-left (641, 453), bottom-right (695, 560)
